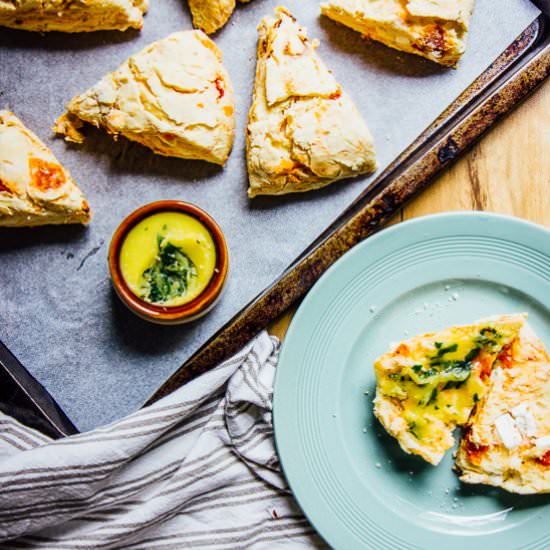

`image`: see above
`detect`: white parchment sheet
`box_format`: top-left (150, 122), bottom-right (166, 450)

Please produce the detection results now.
top-left (0, 0), bottom-right (540, 430)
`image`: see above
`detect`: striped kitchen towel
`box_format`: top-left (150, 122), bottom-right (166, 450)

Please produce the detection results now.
top-left (0, 332), bottom-right (326, 549)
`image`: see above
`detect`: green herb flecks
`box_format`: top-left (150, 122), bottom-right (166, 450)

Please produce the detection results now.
top-left (464, 347), bottom-right (481, 363)
top-left (421, 367), bottom-right (438, 379)
top-left (427, 340), bottom-right (475, 383)
top-left (433, 343), bottom-right (458, 358)
top-left (474, 327), bottom-right (502, 351)
top-left (419, 386), bottom-right (439, 407)
top-left (408, 421), bottom-right (420, 439)
top-left (439, 359), bottom-right (473, 382)
top-left (140, 236), bottom-right (197, 304)
top-left (427, 388), bottom-right (439, 406)
top-left (409, 363), bottom-right (437, 384)
top-left (443, 380), bottom-right (466, 390)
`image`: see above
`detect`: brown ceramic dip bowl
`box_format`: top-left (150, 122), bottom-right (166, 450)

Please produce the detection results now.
top-left (109, 201), bottom-right (229, 325)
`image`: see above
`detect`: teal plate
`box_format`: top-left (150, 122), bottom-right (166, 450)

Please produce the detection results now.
top-left (273, 212), bottom-right (550, 550)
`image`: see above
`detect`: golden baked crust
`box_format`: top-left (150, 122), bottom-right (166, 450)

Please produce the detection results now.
top-left (373, 314), bottom-right (525, 465)
top-left (54, 31), bottom-right (235, 166)
top-left (187, 0), bottom-right (253, 35)
top-left (0, 0), bottom-right (147, 32)
top-left (320, 0), bottom-right (475, 67)
top-left (0, 111), bottom-right (91, 227)
top-left (246, 7), bottom-right (377, 198)
top-left (187, 0), bottom-right (235, 35)
top-left (455, 325), bottom-right (550, 494)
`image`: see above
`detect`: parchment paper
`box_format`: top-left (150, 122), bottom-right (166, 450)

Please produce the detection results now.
top-left (0, 0), bottom-right (540, 430)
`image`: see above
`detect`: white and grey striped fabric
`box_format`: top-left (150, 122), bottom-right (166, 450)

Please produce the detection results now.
top-left (0, 332), bottom-right (325, 549)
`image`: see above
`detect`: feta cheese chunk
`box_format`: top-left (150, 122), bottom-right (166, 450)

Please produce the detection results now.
top-left (511, 402), bottom-right (537, 437)
top-left (495, 413), bottom-right (523, 449)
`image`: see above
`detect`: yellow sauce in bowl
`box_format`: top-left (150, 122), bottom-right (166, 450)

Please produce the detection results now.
top-left (119, 212), bottom-right (217, 307)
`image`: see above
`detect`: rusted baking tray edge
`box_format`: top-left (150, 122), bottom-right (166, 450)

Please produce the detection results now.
top-left (146, 14), bottom-right (550, 405)
top-left (0, 339), bottom-right (78, 439)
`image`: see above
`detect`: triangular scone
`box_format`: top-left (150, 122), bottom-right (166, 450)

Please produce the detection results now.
top-left (0, 111), bottom-right (91, 227)
top-left (0, 0), bottom-right (147, 32)
top-left (455, 324), bottom-right (550, 494)
top-left (54, 31), bottom-right (235, 166)
top-left (246, 7), bottom-right (377, 198)
top-left (373, 314), bottom-right (526, 465)
top-left (320, 0), bottom-right (475, 67)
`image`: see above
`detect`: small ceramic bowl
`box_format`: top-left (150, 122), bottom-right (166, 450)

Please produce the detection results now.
top-left (109, 201), bottom-right (229, 325)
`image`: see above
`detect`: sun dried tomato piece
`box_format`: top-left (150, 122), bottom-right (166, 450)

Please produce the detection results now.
top-left (463, 429), bottom-right (488, 466)
top-left (395, 343), bottom-right (410, 356)
top-left (29, 157), bottom-right (66, 192)
top-left (424, 25), bottom-right (446, 52)
top-left (538, 450), bottom-right (550, 467)
top-left (415, 25), bottom-right (447, 54)
top-left (214, 77), bottom-right (225, 100)
top-left (496, 344), bottom-right (514, 369)
top-left (477, 351), bottom-right (494, 382)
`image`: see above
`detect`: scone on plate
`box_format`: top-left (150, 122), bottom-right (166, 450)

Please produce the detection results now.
top-left (0, 111), bottom-right (91, 227)
top-left (0, 0), bottom-right (147, 32)
top-left (373, 314), bottom-right (526, 465)
top-left (246, 6), bottom-right (377, 198)
top-left (54, 31), bottom-right (235, 166)
top-left (455, 324), bottom-right (550, 494)
top-left (320, 0), bottom-right (476, 67)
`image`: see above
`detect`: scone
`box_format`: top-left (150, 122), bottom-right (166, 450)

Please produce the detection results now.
top-left (187, 0), bottom-right (235, 35)
top-left (54, 31), bottom-right (235, 166)
top-left (187, 0), bottom-right (253, 35)
top-left (455, 324), bottom-right (550, 494)
top-left (0, 111), bottom-right (91, 227)
top-left (320, 0), bottom-right (476, 67)
top-left (373, 314), bottom-right (526, 465)
top-left (0, 0), bottom-right (147, 32)
top-left (246, 7), bottom-right (377, 197)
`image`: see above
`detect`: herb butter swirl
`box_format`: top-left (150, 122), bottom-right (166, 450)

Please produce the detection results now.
top-left (119, 212), bottom-right (216, 307)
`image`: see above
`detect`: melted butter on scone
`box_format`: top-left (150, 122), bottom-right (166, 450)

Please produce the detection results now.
top-left (455, 324), bottom-right (550, 494)
top-left (374, 314), bottom-right (526, 465)
top-left (54, 31), bottom-right (235, 166)
top-left (320, 0), bottom-right (475, 67)
top-left (246, 6), bottom-right (377, 197)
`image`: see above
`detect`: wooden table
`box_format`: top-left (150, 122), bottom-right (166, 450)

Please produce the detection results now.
top-left (270, 80), bottom-right (550, 340)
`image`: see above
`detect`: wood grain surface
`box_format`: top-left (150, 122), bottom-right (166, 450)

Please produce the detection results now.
top-left (270, 80), bottom-right (550, 340)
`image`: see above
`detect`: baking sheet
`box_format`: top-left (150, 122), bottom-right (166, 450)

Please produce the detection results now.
top-left (0, 0), bottom-right (540, 431)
